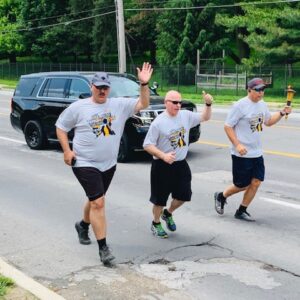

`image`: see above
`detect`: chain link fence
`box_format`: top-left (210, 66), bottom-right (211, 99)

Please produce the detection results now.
top-left (0, 62), bottom-right (299, 97)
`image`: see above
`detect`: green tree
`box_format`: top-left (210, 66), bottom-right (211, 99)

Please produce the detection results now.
top-left (156, 0), bottom-right (227, 66)
top-left (20, 0), bottom-right (70, 62)
top-left (68, 0), bottom-right (93, 61)
top-left (216, 1), bottom-right (300, 66)
top-left (92, 0), bottom-right (117, 63)
top-left (125, 0), bottom-right (162, 64)
top-left (0, 0), bottom-right (24, 62)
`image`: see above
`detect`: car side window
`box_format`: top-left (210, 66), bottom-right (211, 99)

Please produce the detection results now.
top-left (68, 78), bottom-right (91, 99)
top-left (15, 78), bottom-right (39, 97)
top-left (39, 78), bottom-right (68, 98)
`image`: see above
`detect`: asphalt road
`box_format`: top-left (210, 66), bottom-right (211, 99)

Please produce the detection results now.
top-left (0, 91), bottom-right (299, 300)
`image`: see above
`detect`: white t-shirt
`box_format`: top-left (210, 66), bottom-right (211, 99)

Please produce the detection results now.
top-left (225, 96), bottom-right (271, 158)
top-left (56, 97), bottom-right (138, 171)
top-left (143, 110), bottom-right (200, 161)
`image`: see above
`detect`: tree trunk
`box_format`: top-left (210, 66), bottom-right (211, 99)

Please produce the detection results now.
top-left (150, 46), bottom-right (157, 65)
top-left (9, 53), bottom-right (17, 63)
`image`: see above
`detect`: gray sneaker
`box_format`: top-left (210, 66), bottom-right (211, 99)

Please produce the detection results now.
top-left (214, 192), bottom-right (226, 215)
top-left (75, 222), bottom-right (91, 245)
top-left (234, 210), bottom-right (255, 222)
top-left (99, 245), bottom-right (115, 265)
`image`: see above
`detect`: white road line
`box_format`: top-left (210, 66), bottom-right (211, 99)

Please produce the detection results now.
top-left (0, 136), bottom-right (26, 144)
top-left (261, 197), bottom-right (300, 210)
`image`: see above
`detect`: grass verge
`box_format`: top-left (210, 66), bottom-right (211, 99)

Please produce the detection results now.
top-left (0, 275), bottom-right (14, 297)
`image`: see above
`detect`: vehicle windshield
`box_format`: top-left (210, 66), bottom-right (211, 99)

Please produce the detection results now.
top-left (86, 74), bottom-right (156, 98)
top-left (109, 77), bottom-right (141, 98)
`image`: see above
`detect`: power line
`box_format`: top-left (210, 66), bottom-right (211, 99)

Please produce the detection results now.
top-left (124, 0), bottom-right (300, 11)
top-left (24, 5), bottom-right (116, 23)
top-left (1, 0), bottom-right (299, 34)
top-left (0, 10), bottom-right (116, 34)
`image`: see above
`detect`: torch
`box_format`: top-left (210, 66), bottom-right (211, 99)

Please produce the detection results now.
top-left (285, 85), bottom-right (296, 119)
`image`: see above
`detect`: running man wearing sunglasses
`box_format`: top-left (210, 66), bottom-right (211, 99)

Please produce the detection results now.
top-left (143, 90), bottom-right (213, 238)
top-left (56, 63), bottom-right (153, 265)
top-left (214, 78), bottom-right (292, 221)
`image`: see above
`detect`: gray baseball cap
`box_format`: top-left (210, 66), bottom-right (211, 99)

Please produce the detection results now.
top-left (91, 72), bottom-right (111, 87)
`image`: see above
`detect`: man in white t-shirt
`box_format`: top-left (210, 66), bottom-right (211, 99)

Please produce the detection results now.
top-left (214, 78), bottom-right (292, 221)
top-left (143, 90), bottom-right (213, 238)
top-left (56, 63), bottom-right (153, 265)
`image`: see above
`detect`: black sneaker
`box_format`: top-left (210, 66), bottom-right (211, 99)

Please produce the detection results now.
top-left (75, 222), bottom-right (91, 245)
top-left (99, 245), bottom-right (115, 265)
top-left (214, 192), bottom-right (227, 215)
top-left (234, 210), bottom-right (255, 222)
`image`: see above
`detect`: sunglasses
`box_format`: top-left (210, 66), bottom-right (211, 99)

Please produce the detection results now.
top-left (166, 100), bottom-right (182, 105)
top-left (253, 87), bottom-right (265, 92)
top-left (93, 85), bottom-right (109, 90)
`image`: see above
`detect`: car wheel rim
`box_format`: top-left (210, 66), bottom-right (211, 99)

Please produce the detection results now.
top-left (27, 126), bottom-right (39, 147)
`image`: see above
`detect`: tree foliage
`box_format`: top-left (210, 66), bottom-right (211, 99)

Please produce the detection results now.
top-left (0, 0), bottom-right (299, 66)
top-left (20, 0), bottom-right (70, 61)
top-left (216, 1), bottom-right (300, 66)
top-left (92, 0), bottom-right (117, 63)
top-left (125, 0), bottom-right (161, 64)
top-left (156, 0), bottom-right (228, 66)
top-left (0, 0), bottom-right (23, 62)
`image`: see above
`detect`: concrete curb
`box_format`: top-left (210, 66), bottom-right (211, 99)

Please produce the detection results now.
top-left (0, 257), bottom-right (65, 300)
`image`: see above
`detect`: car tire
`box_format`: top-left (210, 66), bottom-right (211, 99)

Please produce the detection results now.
top-left (24, 120), bottom-right (46, 150)
top-left (118, 132), bottom-right (131, 162)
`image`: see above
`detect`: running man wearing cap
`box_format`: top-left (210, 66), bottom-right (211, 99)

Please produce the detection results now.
top-left (56, 63), bottom-right (153, 265)
top-left (214, 78), bottom-right (292, 221)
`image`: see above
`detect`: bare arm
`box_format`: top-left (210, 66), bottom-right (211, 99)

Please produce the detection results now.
top-left (134, 62), bottom-right (153, 113)
top-left (224, 124), bottom-right (247, 156)
top-left (201, 92), bottom-right (213, 122)
top-left (265, 105), bottom-right (292, 126)
top-left (144, 144), bottom-right (175, 164)
top-left (56, 127), bottom-right (76, 166)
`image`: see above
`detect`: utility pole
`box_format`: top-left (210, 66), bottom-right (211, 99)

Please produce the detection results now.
top-left (115, 0), bottom-right (126, 73)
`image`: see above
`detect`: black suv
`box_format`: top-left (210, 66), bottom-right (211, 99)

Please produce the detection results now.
top-left (10, 72), bottom-right (200, 161)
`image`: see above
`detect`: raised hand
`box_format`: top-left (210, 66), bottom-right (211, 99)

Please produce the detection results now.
top-left (202, 90), bottom-right (213, 105)
top-left (137, 62), bottom-right (153, 85)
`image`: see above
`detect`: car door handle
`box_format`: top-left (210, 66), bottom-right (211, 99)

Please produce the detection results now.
top-left (38, 103), bottom-right (45, 107)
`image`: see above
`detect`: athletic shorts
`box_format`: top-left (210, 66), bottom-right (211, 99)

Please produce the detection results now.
top-left (72, 165), bottom-right (116, 201)
top-left (232, 155), bottom-right (265, 188)
top-left (150, 159), bottom-right (192, 206)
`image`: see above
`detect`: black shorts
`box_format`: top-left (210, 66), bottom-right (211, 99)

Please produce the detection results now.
top-left (72, 165), bottom-right (116, 201)
top-left (150, 159), bottom-right (192, 206)
top-left (232, 155), bottom-right (265, 188)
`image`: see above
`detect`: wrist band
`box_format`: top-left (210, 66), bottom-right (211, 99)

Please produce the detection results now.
top-left (280, 111), bottom-right (285, 117)
top-left (205, 103), bottom-right (212, 107)
top-left (141, 82), bottom-right (149, 86)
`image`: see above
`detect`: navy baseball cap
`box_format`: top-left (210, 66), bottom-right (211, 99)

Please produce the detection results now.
top-left (247, 78), bottom-right (266, 90)
top-left (91, 72), bottom-right (111, 87)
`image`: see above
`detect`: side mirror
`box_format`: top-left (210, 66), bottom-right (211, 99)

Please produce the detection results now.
top-left (150, 81), bottom-right (159, 95)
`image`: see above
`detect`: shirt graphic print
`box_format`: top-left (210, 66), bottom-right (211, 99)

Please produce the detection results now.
top-left (88, 112), bottom-right (116, 137)
top-left (250, 113), bottom-right (264, 133)
top-left (169, 127), bottom-right (186, 149)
